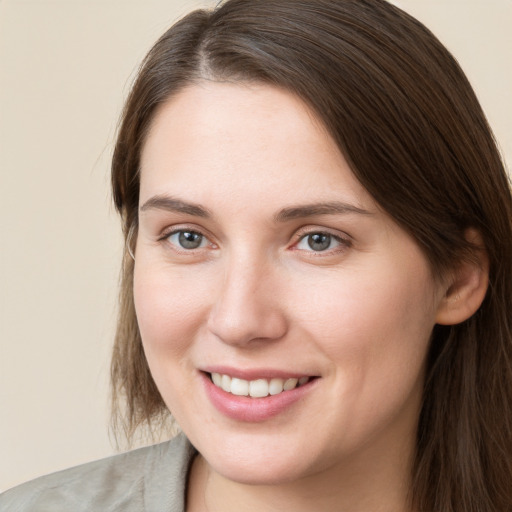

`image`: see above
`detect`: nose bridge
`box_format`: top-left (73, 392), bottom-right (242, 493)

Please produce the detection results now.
top-left (207, 246), bottom-right (287, 346)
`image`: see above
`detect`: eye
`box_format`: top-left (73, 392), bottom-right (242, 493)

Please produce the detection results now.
top-left (167, 230), bottom-right (209, 250)
top-left (295, 232), bottom-right (346, 252)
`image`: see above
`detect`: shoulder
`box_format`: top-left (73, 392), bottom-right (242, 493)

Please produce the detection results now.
top-left (0, 433), bottom-right (196, 512)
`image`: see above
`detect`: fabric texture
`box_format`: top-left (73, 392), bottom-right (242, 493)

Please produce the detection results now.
top-left (0, 433), bottom-right (196, 512)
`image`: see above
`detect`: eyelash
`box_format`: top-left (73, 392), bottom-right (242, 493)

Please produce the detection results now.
top-left (159, 226), bottom-right (351, 256)
top-left (293, 229), bottom-right (351, 255)
top-left (159, 226), bottom-right (216, 253)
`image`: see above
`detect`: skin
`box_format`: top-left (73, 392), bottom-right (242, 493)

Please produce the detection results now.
top-left (134, 82), bottom-right (455, 512)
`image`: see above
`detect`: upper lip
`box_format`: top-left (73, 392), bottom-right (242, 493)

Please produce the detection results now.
top-left (201, 366), bottom-right (316, 381)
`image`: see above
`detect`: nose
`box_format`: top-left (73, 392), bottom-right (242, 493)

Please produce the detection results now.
top-left (207, 254), bottom-right (288, 347)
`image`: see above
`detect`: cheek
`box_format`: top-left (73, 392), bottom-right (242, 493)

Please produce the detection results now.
top-left (133, 261), bottom-right (212, 358)
top-left (301, 261), bottom-right (436, 352)
top-left (132, 260), bottom-right (217, 419)
top-left (301, 262), bottom-right (437, 429)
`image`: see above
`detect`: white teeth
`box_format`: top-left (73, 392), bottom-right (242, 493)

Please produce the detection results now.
top-left (221, 374), bottom-right (231, 393)
top-left (283, 378), bottom-right (298, 391)
top-left (210, 373), bottom-right (310, 397)
top-left (231, 378), bottom-right (249, 396)
top-left (249, 379), bottom-right (268, 398)
top-left (268, 378), bottom-right (284, 395)
top-left (212, 372), bottom-right (222, 387)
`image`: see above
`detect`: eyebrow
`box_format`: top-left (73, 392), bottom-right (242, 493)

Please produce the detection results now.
top-left (140, 195), bottom-right (211, 217)
top-left (139, 195), bottom-right (372, 221)
top-left (274, 201), bottom-right (373, 222)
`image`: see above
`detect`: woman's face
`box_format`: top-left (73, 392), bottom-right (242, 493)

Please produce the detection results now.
top-left (135, 82), bottom-right (447, 485)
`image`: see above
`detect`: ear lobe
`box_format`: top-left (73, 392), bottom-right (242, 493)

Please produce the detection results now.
top-left (435, 229), bottom-right (489, 326)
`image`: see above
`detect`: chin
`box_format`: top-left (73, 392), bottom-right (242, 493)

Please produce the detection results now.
top-left (193, 430), bottom-right (326, 486)
top-left (211, 456), bottom-right (310, 486)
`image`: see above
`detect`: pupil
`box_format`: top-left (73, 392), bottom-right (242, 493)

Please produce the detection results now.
top-left (179, 231), bottom-right (202, 249)
top-left (308, 233), bottom-right (331, 251)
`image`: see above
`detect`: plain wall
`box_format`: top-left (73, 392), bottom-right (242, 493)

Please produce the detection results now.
top-left (1, 0), bottom-right (510, 491)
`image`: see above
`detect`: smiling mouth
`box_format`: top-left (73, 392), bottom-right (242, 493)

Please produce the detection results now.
top-left (209, 372), bottom-right (314, 398)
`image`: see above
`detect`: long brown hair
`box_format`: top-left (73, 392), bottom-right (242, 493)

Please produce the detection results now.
top-left (110, 1), bottom-right (512, 510)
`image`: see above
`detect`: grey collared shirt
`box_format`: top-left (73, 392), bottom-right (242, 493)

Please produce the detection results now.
top-left (0, 433), bottom-right (196, 512)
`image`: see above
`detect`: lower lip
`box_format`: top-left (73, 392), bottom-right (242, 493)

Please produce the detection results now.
top-left (201, 373), bottom-right (317, 422)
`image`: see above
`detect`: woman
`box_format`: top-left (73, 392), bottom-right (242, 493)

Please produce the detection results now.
top-left (2, 0), bottom-right (511, 510)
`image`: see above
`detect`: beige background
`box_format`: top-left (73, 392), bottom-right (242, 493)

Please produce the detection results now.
top-left (1, 0), bottom-right (510, 492)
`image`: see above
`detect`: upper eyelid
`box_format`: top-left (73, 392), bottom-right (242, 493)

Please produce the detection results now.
top-left (293, 225), bottom-right (352, 241)
top-left (159, 224), bottom-right (212, 241)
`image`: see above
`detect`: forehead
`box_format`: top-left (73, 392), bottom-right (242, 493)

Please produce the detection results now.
top-left (139, 81), bottom-right (375, 212)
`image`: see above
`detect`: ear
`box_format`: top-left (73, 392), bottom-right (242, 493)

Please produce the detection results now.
top-left (435, 229), bottom-right (489, 326)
